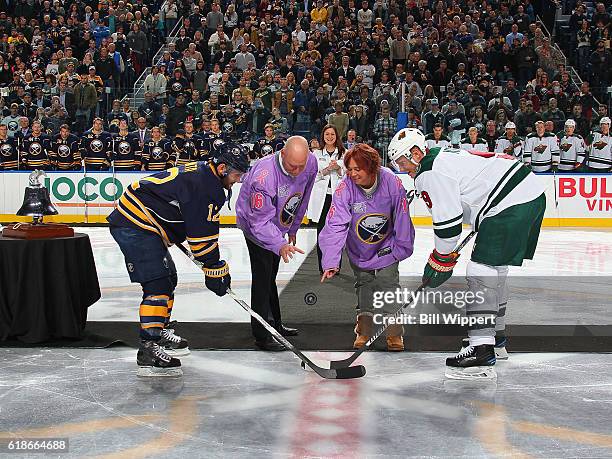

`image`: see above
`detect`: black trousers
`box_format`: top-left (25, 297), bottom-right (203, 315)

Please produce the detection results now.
top-left (316, 193), bottom-right (339, 273)
top-left (245, 236), bottom-right (282, 341)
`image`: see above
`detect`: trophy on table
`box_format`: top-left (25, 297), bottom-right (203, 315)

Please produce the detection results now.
top-left (2, 170), bottom-right (74, 239)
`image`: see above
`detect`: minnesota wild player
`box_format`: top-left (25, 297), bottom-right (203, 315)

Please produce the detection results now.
top-left (388, 128), bottom-right (546, 380)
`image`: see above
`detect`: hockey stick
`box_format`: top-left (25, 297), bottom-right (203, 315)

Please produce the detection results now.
top-left (175, 242), bottom-right (366, 380)
top-left (326, 230), bottom-right (477, 370)
top-left (552, 167), bottom-right (559, 208)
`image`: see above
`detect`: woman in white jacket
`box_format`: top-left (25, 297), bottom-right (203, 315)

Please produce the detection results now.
top-left (143, 65), bottom-right (167, 102)
top-left (307, 124), bottom-right (346, 273)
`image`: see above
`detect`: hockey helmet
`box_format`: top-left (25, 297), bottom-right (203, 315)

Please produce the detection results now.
top-left (212, 142), bottom-right (250, 174)
top-left (504, 121), bottom-right (516, 130)
top-left (388, 128), bottom-right (427, 170)
top-left (564, 119), bottom-right (576, 127)
top-left (600, 117), bottom-right (611, 126)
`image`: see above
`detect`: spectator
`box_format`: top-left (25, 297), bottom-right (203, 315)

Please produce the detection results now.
top-left (328, 101), bottom-right (349, 140)
top-left (73, 72), bottom-right (98, 133)
top-left (373, 102), bottom-right (396, 162)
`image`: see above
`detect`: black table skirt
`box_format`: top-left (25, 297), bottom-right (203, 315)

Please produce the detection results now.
top-left (0, 232), bottom-right (101, 343)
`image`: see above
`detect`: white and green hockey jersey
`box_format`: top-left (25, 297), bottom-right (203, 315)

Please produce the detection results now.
top-left (557, 132), bottom-right (586, 171)
top-left (460, 137), bottom-right (488, 152)
top-left (586, 131), bottom-right (612, 171)
top-left (425, 133), bottom-right (451, 151)
top-left (494, 135), bottom-right (523, 159)
top-left (414, 147), bottom-right (545, 255)
top-left (523, 132), bottom-right (559, 172)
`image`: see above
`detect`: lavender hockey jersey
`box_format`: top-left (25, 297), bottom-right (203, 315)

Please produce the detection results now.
top-left (320, 168), bottom-right (415, 271)
top-left (236, 152), bottom-right (318, 254)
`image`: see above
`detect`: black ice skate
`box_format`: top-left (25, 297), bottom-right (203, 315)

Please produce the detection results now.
top-left (460, 337), bottom-right (508, 361)
top-left (159, 326), bottom-right (190, 357)
top-left (445, 344), bottom-right (497, 380)
top-left (137, 340), bottom-right (183, 377)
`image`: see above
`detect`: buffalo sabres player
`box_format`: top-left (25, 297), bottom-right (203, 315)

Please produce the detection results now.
top-left (81, 117), bottom-right (113, 171)
top-left (112, 119), bottom-right (142, 171)
top-left (320, 144), bottom-right (415, 351)
top-left (388, 128), bottom-right (546, 379)
top-left (494, 122), bottom-right (523, 159)
top-left (252, 123), bottom-right (286, 159)
top-left (20, 121), bottom-right (52, 170)
top-left (51, 124), bottom-right (82, 171)
top-left (557, 119), bottom-right (586, 171)
top-left (585, 117), bottom-right (611, 172)
top-left (171, 122), bottom-right (203, 167)
top-left (236, 136), bottom-right (317, 351)
top-left (0, 124), bottom-right (20, 170)
top-left (141, 126), bottom-right (172, 171)
top-left (107, 142), bottom-right (251, 377)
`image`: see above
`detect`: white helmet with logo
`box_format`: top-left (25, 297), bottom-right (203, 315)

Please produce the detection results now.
top-left (565, 119), bottom-right (576, 127)
top-left (504, 121), bottom-right (516, 130)
top-left (388, 128), bottom-right (427, 170)
top-left (600, 117), bottom-right (611, 126)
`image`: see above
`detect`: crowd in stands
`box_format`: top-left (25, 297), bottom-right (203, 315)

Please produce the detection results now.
top-left (0, 0), bottom-right (610, 172)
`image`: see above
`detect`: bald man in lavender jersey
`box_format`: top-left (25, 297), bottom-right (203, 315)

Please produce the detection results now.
top-left (236, 136), bottom-right (318, 350)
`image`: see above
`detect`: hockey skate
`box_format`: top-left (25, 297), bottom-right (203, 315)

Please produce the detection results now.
top-left (494, 336), bottom-right (509, 360)
top-left (460, 336), bottom-right (508, 360)
top-left (445, 344), bottom-right (497, 380)
top-left (137, 340), bottom-right (183, 377)
top-left (159, 325), bottom-right (190, 357)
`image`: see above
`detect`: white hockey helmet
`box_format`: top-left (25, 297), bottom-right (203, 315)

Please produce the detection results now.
top-left (600, 117), bottom-right (611, 126)
top-left (504, 121), bottom-right (516, 130)
top-left (388, 128), bottom-right (427, 170)
top-left (565, 119), bottom-right (576, 127)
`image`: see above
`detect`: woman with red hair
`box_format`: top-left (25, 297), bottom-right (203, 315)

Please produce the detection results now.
top-left (319, 143), bottom-right (415, 351)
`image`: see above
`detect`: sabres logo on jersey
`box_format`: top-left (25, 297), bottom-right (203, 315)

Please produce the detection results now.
top-left (356, 214), bottom-right (389, 244)
top-left (7, 121), bottom-right (18, 131)
top-left (172, 82), bottom-right (182, 92)
top-left (222, 122), bottom-right (234, 133)
top-left (151, 146), bottom-right (164, 160)
top-left (280, 192), bottom-right (303, 227)
top-left (1, 143), bottom-right (13, 157)
top-left (29, 142), bottom-right (42, 154)
top-left (118, 141), bottom-right (131, 155)
top-left (91, 139), bottom-right (104, 152)
top-left (262, 144), bottom-right (274, 156)
top-left (212, 138), bottom-right (225, 153)
top-left (533, 144), bottom-right (548, 153)
top-left (559, 142), bottom-right (572, 152)
top-left (593, 140), bottom-right (608, 150)
top-left (58, 144), bottom-right (71, 158)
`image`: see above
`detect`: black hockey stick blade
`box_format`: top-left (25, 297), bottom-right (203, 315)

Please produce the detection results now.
top-left (328, 231), bottom-right (477, 370)
top-left (175, 243), bottom-right (366, 379)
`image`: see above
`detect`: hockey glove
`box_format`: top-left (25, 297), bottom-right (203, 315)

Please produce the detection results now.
top-left (423, 250), bottom-right (459, 288)
top-left (203, 260), bottom-right (231, 296)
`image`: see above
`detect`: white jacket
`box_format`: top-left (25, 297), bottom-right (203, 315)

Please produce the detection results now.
top-left (143, 73), bottom-right (167, 99)
top-left (307, 148), bottom-right (345, 222)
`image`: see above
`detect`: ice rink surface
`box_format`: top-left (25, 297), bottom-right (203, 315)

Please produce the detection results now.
top-left (1, 226), bottom-right (612, 457)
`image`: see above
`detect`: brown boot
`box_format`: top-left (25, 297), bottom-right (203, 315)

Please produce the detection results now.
top-left (386, 324), bottom-right (405, 351)
top-left (353, 313), bottom-right (373, 349)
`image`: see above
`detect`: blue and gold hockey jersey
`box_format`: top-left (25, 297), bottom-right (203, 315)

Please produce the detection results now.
top-left (107, 162), bottom-right (225, 266)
